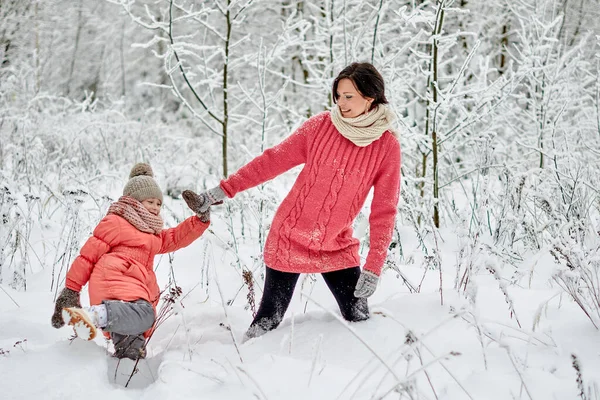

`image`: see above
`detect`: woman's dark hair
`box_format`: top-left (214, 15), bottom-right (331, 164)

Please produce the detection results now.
top-left (332, 62), bottom-right (388, 110)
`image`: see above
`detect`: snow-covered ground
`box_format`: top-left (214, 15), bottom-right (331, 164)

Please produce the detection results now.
top-left (2, 0), bottom-right (600, 397)
top-left (2, 210), bottom-right (599, 399)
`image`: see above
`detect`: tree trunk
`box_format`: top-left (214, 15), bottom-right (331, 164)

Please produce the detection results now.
top-left (431, 0), bottom-right (445, 228)
top-left (223, 0), bottom-right (232, 177)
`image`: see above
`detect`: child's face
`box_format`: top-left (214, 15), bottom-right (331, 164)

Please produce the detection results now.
top-left (141, 198), bottom-right (162, 215)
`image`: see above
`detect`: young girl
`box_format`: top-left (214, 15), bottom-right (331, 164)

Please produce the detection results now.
top-left (51, 163), bottom-right (210, 360)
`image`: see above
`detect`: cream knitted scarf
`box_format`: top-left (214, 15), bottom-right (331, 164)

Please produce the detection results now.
top-left (108, 196), bottom-right (164, 235)
top-left (330, 104), bottom-right (398, 147)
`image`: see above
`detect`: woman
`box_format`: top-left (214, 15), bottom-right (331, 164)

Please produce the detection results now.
top-left (184, 62), bottom-right (401, 340)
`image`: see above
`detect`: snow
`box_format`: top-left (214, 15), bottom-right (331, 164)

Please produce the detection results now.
top-left (2, 222), bottom-right (599, 399)
top-left (1, 147), bottom-right (599, 398)
top-left (2, 0), bottom-right (600, 397)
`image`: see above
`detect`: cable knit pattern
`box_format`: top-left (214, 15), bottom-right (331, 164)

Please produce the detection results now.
top-left (220, 111), bottom-right (401, 276)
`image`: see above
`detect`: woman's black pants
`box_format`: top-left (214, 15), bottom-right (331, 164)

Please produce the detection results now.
top-left (247, 266), bottom-right (370, 337)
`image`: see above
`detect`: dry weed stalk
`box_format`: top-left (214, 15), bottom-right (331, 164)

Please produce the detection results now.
top-left (485, 263), bottom-right (522, 328)
top-left (572, 354), bottom-right (587, 400)
top-left (122, 285), bottom-right (183, 388)
top-left (366, 311), bottom-right (473, 400)
top-left (551, 242), bottom-right (600, 330)
top-left (242, 269), bottom-right (256, 317)
top-left (570, 354), bottom-right (599, 400)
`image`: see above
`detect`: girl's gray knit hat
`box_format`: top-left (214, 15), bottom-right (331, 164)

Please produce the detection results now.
top-left (123, 163), bottom-right (163, 202)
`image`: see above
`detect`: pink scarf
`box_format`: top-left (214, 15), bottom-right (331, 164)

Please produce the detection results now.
top-left (108, 196), bottom-right (163, 235)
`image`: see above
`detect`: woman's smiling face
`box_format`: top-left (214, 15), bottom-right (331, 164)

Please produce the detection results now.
top-left (335, 78), bottom-right (374, 118)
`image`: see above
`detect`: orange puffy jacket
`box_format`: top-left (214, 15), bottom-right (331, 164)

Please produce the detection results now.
top-left (65, 214), bottom-right (208, 307)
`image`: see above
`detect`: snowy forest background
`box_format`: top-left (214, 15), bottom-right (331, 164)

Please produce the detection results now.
top-left (1, 0), bottom-right (600, 399)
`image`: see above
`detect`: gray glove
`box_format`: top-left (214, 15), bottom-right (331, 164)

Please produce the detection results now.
top-left (182, 190), bottom-right (211, 222)
top-left (51, 287), bottom-right (81, 328)
top-left (354, 270), bottom-right (379, 298)
top-left (198, 186), bottom-right (226, 213)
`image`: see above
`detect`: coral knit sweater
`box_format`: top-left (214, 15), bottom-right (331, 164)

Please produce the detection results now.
top-left (220, 111), bottom-right (401, 276)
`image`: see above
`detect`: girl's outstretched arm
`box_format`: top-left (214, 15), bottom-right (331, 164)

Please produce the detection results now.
top-left (158, 215), bottom-right (209, 254)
